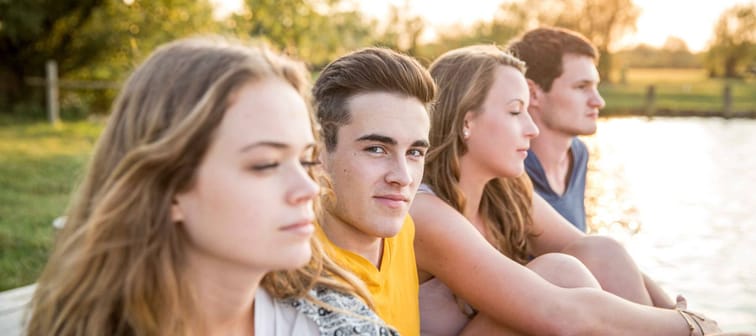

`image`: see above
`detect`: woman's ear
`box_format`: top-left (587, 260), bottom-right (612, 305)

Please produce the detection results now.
top-left (170, 197), bottom-right (185, 223)
top-left (462, 111), bottom-right (475, 140)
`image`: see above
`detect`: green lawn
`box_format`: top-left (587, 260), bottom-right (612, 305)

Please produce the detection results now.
top-left (0, 115), bottom-right (102, 290)
top-left (601, 68), bottom-right (756, 116)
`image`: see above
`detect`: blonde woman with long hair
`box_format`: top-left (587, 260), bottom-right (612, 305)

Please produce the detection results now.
top-left (410, 45), bottom-right (722, 335)
top-left (25, 36), bottom-right (395, 336)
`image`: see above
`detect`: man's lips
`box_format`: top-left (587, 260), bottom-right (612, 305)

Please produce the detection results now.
top-left (374, 194), bottom-right (409, 208)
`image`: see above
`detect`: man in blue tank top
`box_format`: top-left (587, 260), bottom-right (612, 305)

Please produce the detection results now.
top-left (508, 28), bottom-right (677, 309)
top-left (507, 27), bottom-right (605, 232)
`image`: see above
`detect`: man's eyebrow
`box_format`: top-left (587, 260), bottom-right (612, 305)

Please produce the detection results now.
top-left (356, 134), bottom-right (397, 145)
top-left (575, 78), bottom-right (599, 85)
top-left (412, 140), bottom-right (430, 148)
top-left (356, 134), bottom-right (428, 148)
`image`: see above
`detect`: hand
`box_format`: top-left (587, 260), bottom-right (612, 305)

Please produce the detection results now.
top-left (675, 295), bottom-right (722, 336)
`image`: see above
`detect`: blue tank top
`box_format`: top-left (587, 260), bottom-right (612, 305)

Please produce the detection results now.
top-left (524, 137), bottom-right (588, 232)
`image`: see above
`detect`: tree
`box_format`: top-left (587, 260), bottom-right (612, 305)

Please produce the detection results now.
top-left (487, 0), bottom-right (640, 82)
top-left (233, 0), bottom-right (374, 68)
top-left (374, 1), bottom-right (426, 56)
top-left (614, 40), bottom-right (702, 69)
top-left (706, 3), bottom-right (756, 78)
top-left (0, 0), bottom-right (106, 106)
top-left (0, 0), bottom-right (219, 111)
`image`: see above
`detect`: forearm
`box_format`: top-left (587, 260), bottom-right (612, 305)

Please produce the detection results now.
top-left (566, 287), bottom-right (692, 335)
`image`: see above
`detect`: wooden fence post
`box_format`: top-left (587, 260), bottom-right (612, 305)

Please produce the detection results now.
top-left (644, 85), bottom-right (656, 118)
top-left (46, 60), bottom-right (60, 124)
top-left (722, 83), bottom-right (732, 119)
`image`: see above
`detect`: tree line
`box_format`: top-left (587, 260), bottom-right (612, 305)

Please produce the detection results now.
top-left (1, 0), bottom-right (754, 114)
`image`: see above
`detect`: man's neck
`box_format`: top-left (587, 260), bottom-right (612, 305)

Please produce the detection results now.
top-left (319, 210), bottom-right (384, 268)
top-left (530, 129), bottom-right (575, 195)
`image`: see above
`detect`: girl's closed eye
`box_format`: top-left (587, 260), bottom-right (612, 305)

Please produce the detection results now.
top-left (250, 161), bottom-right (279, 171)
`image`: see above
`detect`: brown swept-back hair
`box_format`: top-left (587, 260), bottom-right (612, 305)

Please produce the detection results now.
top-left (425, 45), bottom-right (537, 265)
top-left (313, 47), bottom-right (436, 152)
top-left (26, 36), bottom-right (372, 336)
top-left (507, 26), bottom-right (597, 92)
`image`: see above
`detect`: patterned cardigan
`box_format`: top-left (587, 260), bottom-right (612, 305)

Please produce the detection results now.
top-left (285, 287), bottom-right (400, 336)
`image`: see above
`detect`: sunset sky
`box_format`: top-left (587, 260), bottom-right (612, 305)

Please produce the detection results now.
top-left (212, 0), bottom-right (756, 52)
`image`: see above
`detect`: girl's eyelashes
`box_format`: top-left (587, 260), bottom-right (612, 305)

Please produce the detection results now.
top-left (250, 162), bottom-right (278, 171)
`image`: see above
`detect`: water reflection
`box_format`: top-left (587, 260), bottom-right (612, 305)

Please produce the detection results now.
top-left (583, 117), bottom-right (756, 332)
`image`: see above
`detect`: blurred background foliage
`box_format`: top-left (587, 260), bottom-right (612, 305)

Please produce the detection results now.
top-left (0, 0), bottom-right (754, 116)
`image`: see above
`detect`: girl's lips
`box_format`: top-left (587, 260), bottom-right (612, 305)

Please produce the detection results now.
top-left (280, 220), bottom-right (315, 235)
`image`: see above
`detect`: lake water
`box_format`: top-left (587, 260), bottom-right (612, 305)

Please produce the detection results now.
top-left (583, 117), bottom-right (756, 333)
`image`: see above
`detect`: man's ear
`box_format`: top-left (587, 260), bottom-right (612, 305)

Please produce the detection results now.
top-left (527, 79), bottom-right (542, 108)
top-left (318, 145), bottom-right (330, 171)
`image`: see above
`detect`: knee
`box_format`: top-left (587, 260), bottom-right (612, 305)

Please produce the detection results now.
top-left (527, 253), bottom-right (601, 289)
top-left (563, 235), bottom-right (628, 263)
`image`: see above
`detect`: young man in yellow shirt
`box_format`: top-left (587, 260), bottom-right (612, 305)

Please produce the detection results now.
top-left (312, 47), bottom-right (436, 336)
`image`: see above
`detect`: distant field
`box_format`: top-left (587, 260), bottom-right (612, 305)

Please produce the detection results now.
top-left (601, 68), bottom-right (756, 116)
top-left (0, 115), bottom-right (102, 290)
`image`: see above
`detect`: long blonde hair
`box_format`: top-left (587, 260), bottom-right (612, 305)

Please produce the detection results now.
top-left (425, 45), bottom-right (537, 265)
top-left (26, 36), bottom-right (371, 336)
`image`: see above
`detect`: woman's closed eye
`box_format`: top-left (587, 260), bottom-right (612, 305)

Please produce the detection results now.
top-left (250, 162), bottom-right (279, 171)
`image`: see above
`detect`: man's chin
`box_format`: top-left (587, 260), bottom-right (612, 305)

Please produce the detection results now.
top-left (372, 220), bottom-right (405, 238)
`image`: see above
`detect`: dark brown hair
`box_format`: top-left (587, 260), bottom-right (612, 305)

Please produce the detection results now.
top-left (507, 27), bottom-right (597, 92)
top-left (313, 47), bottom-right (436, 152)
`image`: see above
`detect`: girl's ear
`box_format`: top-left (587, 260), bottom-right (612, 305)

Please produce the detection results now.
top-left (462, 111), bottom-right (475, 140)
top-left (170, 197), bottom-right (184, 223)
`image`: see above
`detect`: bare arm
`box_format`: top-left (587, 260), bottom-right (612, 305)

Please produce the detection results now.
top-left (644, 273), bottom-right (675, 308)
top-left (411, 193), bottom-right (694, 335)
top-left (528, 193), bottom-right (585, 256)
top-left (529, 193), bottom-right (676, 308)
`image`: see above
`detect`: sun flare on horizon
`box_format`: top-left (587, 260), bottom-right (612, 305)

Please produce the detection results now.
top-left (213, 0), bottom-right (755, 52)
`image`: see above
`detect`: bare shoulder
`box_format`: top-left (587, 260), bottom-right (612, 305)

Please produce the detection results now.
top-left (410, 193), bottom-right (478, 241)
top-left (410, 193), bottom-right (491, 274)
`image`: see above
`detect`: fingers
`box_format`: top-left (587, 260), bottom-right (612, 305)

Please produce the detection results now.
top-left (675, 294), bottom-right (688, 310)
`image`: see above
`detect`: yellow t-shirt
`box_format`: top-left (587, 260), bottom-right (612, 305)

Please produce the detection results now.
top-left (316, 215), bottom-right (420, 336)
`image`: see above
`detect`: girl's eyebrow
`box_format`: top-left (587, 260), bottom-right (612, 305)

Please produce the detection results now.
top-left (240, 141), bottom-right (316, 153)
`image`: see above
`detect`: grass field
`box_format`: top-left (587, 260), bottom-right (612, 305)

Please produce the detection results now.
top-left (601, 68), bottom-right (756, 115)
top-left (0, 115), bottom-right (102, 290)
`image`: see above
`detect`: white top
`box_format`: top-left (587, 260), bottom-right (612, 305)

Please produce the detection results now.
top-left (254, 288), bottom-right (319, 335)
